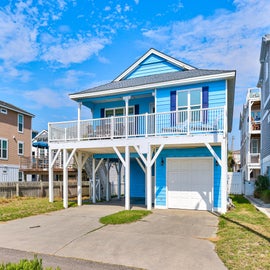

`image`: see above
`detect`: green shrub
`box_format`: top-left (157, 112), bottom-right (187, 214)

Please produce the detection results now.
top-left (261, 189), bottom-right (270, 203)
top-left (0, 256), bottom-right (60, 270)
top-left (255, 175), bottom-right (269, 191)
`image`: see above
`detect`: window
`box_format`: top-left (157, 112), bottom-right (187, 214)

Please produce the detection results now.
top-left (0, 108), bottom-right (7, 114)
top-left (177, 89), bottom-right (202, 123)
top-left (18, 171), bottom-right (23, 181)
top-left (18, 114), bottom-right (24, 133)
top-left (18, 141), bottom-right (24, 155)
top-left (105, 106), bottom-right (134, 117)
top-left (251, 139), bottom-right (259, 153)
top-left (0, 139), bottom-right (8, 159)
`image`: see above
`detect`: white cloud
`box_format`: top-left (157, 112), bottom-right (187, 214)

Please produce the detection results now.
top-left (42, 36), bottom-right (110, 66)
top-left (54, 70), bottom-right (95, 88)
top-left (24, 88), bottom-right (73, 109)
top-left (116, 4), bottom-right (122, 13)
top-left (134, 0), bottom-right (139, 4)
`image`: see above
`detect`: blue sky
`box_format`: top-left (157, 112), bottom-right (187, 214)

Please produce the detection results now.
top-left (1, 0), bottom-right (270, 149)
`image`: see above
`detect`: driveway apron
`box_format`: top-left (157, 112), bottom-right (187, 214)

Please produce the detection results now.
top-left (0, 204), bottom-right (227, 270)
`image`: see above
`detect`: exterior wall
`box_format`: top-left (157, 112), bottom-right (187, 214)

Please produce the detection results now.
top-left (0, 107), bottom-right (32, 181)
top-left (261, 110), bottom-right (270, 164)
top-left (130, 159), bottom-right (145, 199)
top-left (156, 80), bottom-right (226, 113)
top-left (126, 55), bottom-right (182, 79)
top-left (155, 146), bottom-right (222, 209)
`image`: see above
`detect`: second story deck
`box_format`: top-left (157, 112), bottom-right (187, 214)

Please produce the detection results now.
top-left (49, 107), bottom-right (225, 144)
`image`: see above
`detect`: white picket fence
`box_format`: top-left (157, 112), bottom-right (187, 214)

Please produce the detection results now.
top-left (227, 172), bottom-right (242, 195)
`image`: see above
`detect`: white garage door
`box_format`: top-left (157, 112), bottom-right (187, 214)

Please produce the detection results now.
top-left (167, 158), bottom-right (213, 211)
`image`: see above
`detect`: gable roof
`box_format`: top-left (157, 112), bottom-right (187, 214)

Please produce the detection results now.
top-left (0, 100), bottom-right (35, 117)
top-left (114, 48), bottom-right (195, 81)
top-left (70, 69), bottom-right (235, 99)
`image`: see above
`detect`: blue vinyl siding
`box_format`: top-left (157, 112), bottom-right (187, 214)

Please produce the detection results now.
top-left (126, 55), bottom-right (182, 79)
top-left (156, 80), bottom-right (226, 113)
top-left (155, 147), bottom-right (222, 208)
top-left (130, 159), bottom-right (145, 199)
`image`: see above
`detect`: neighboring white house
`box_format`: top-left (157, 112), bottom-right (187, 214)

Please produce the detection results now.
top-left (239, 88), bottom-right (261, 195)
top-left (48, 48), bottom-right (236, 213)
top-left (257, 34), bottom-right (270, 178)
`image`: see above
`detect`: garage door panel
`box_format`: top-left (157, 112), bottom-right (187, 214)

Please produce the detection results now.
top-left (167, 158), bottom-right (213, 211)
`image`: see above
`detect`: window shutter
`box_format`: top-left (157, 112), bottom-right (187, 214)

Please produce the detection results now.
top-left (100, 108), bottom-right (105, 118)
top-left (135, 104), bottom-right (139, 115)
top-left (170, 91), bottom-right (176, 126)
top-left (202, 86), bottom-right (209, 123)
top-left (202, 86), bottom-right (209, 108)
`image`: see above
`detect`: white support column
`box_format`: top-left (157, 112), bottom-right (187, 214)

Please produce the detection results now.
top-left (146, 145), bottom-right (152, 210)
top-left (63, 149), bottom-right (68, 209)
top-left (125, 145), bottom-right (130, 210)
top-left (123, 96), bottom-right (130, 138)
top-left (48, 148), bottom-right (54, 203)
top-left (106, 159), bottom-right (110, 201)
top-left (78, 102), bottom-right (82, 141)
top-left (77, 152), bottom-right (82, 206)
top-left (92, 158), bottom-right (96, 203)
top-left (118, 161), bottom-right (122, 200)
top-left (221, 138), bottom-right (228, 214)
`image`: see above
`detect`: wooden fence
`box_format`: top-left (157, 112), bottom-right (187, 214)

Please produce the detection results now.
top-left (0, 181), bottom-right (90, 199)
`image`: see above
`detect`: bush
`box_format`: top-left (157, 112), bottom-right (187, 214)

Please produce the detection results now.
top-left (255, 175), bottom-right (269, 191)
top-left (0, 256), bottom-right (60, 270)
top-left (261, 189), bottom-right (270, 203)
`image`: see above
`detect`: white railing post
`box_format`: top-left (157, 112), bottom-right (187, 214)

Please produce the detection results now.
top-left (145, 113), bottom-right (148, 138)
top-left (64, 128), bottom-right (67, 142)
top-left (111, 116), bottom-right (114, 139)
top-left (187, 109), bottom-right (190, 135)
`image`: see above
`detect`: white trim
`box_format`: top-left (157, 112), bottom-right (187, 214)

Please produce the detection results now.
top-left (70, 72), bottom-right (235, 100)
top-left (18, 141), bottom-right (24, 156)
top-left (17, 114), bottom-right (24, 133)
top-left (114, 48), bottom-right (195, 81)
top-left (0, 108), bottom-right (7, 114)
top-left (0, 138), bottom-right (8, 160)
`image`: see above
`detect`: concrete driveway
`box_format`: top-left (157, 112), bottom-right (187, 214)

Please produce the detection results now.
top-left (0, 203), bottom-right (227, 270)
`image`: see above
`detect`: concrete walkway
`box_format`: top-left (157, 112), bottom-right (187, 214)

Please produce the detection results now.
top-left (246, 196), bottom-right (270, 218)
top-left (0, 203), bottom-right (226, 270)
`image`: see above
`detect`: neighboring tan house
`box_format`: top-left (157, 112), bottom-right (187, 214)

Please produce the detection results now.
top-left (239, 88), bottom-right (261, 195)
top-left (258, 34), bottom-right (270, 179)
top-left (232, 150), bottom-right (241, 172)
top-left (48, 48), bottom-right (236, 213)
top-left (0, 100), bottom-right (34, 181)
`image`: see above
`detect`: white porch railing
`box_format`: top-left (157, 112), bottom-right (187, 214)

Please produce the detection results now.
top-left (48, 107), bottom-right (225, 142)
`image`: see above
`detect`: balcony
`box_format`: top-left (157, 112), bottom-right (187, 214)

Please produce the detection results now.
top-left (250, 120), bottom-right (261, 132)
top-left (248, 88), bottom-right (261, 99)
top-left (48, 107), bottom-right (225, 143)
top-left (249, 153), bottom-right (260, 165)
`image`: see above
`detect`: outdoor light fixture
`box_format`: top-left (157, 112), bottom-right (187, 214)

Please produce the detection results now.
top-left (161, 158), bottom-right (164, 166)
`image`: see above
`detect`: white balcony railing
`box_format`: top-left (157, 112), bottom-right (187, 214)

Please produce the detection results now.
top-left (48, 107), bottom-right (225, 142)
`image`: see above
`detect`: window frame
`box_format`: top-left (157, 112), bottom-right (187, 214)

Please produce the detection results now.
top-left (176, 88), bottom-right (202, 123)
top-left (0, 138), bottom-right (8, 160)
top-left (104, 106), bottom-right (135, 118)
top-left (18, 141), bottom-right (24, 156)
top-left (18, 114), bottom-right (24, 133)
top-left (0, 108), bottom-right (7, 114)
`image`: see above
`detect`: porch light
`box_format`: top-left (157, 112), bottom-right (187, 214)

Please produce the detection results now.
top-left (161, 158), bottom-right (164, 166)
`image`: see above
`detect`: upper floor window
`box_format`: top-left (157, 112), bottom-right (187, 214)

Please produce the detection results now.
top-left (0, 139), bottom-right (8, 159)
top-left (0, 108), bottom-right (7, 114)
top-left (18, 114), bottom-right (24, 133)
top-left (18, 141), bottom-right (24, 155)
top-left (177, 89), bottom-right (202, 123)
top-left (105, 106), bottom-right (134, 117)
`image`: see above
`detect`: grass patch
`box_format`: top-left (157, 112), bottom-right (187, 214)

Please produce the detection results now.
top-left (100, 210), bottom-right (151, 225)
top-left (0, 197), bottom-right (76, 222)
top-left (216, 195), bottom-right (270, 270)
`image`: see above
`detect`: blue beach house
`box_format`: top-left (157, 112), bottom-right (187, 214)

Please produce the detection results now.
top-left (48, 48), bottom-right (236, 213)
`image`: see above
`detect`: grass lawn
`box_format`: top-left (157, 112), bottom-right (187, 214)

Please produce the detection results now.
top-left (216, 195), bottom-right (270, 270)
top-left (0, 197), bottom-right (76, 222)
top-left (100, 210), bottom-right (152, 224)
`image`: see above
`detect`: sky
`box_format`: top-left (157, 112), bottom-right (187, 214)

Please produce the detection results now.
top-left (0, 0), bottom-right (270, 150)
